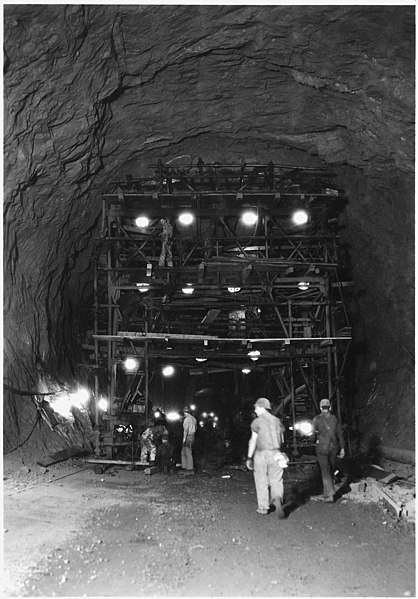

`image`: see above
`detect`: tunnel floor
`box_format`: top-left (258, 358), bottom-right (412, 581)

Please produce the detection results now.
top-left (3, 456), bottom-right (415, 597)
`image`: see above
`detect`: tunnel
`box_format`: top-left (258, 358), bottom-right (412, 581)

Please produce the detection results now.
top-left (4, 4), bottom-right (414, 464)
top-left (3, 5), bottom-right (415, 597)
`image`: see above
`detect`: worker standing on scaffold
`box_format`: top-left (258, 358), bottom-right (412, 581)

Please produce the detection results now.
top-left (158, 218), bottom-right (173, 267)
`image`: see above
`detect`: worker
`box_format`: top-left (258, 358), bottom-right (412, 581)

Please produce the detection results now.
top-left (246, 397), bottom-right (287, 518)
top-left (155, 432), bottom-right (174, 473)
top-left (180, 406), bottom-right (197, 475)
top-left (167, 417), bottom-right (183, 467)
top-left (313, 398), bottom-right (345, 502)
top-left (139, 423), bottom-right (157, 466)
top-left (152, 419), bottom-right (168, 447)
top-left (158, 218), bottom-right (173, 267)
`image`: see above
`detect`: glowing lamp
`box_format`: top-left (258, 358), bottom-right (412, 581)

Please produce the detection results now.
top-left (51, 393), bottom-right (72, 418)
top-left (178, 212), bottom-right (194, 226)
top-left (167, 411), bottom-right (180, 422)
top-left (248, 350), bottom-right (260, 361)
top-left (124, 357), bottom-right (139, 372)
top-left (298, 282), bottom-right (310, 291)
top-left (190, 404), bottom-right (196, 411)
top-left (295, 421), bottom-right (314, 436)
top-left (98, 398), bottom-right (108, 411)
top-left (242, 368), bottom-right (251, 374)
top-left (227, 287), bottom-right (241, 293)
top-left (292, 210), bottom-right (308, 225)
top-left (135, 216), bottom-right (150, 228)
top-left (162, 365), bottom-right (174, 377)
top-left (241, 211), bottom-right (258, 226)
top-left (136, 283), bottom-right (150, 293)
top-left (70, 387), bottom-right (90, 408)
top-left (195, 357), bottom-right (207, 362)
top-left (182, 283), bottom-right (194, 295)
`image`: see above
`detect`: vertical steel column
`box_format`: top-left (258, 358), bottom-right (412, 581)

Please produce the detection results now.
top-left (312, 358), bottom-right (317, 408)
top-left (290, 357), bottom-right (298, 456)
top-left (288, 300), bottom-right (293, 338)
top-left (93, 248), bottom-right (101, 455)
top-left (264, 216), bottom-right (269, 260)
top-left (325, 301), bottom-right (333, 401)
top-left (331, 308), bottom-right (342, 421)
top-left (144, 306), bottom-right (149, 425)
top-left (107, 207), bottom-right (115, 415)
top-left (93, 255), bottom-right (99, 429)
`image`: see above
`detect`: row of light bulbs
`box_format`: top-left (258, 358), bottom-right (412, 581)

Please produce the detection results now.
top-left (134, 209), bottom-right (309, 229)
top-left (123, 349), bottom-right (262, 375)
top-left (136, 281), bottom-right (311, 294)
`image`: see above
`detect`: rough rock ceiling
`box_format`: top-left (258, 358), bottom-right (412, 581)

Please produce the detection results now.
top-left (3, 5), bottom-right (415, 453)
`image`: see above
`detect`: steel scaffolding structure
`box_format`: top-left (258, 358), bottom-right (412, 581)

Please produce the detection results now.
top-left (92, 160), bottom-right (351, 456)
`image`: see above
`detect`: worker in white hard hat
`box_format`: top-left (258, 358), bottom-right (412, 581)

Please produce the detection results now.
top-left (180, 406), bottom-right (197, 475)
top-left (313, 398), bottom-right (345, 502)
top-left (246, 397), bottom-right (287, 518)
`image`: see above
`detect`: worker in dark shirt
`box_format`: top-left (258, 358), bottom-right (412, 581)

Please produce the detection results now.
top-left (155, 433), bottom-right (174, 473)
top-left (313, 398), bottom-right (345, 502)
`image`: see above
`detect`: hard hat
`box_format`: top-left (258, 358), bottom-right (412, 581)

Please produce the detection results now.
top-left (183, 406), bottom-right (191, 413)
top-left (254, 397), bottom-right (271, 410)
top-left (320, 398), bottom-right (331, 408)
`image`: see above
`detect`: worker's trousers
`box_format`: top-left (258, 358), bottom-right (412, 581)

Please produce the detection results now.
top-left (140, 441), bottom-right (156, 465)
top-left (253, 449), bottom-right (284, 511)
top-left (159, 241), bottom-right (173, 267)
top-left (316, 448), bottom-right (338, 499)
top-left (181, 434), bottom-right (195, 470)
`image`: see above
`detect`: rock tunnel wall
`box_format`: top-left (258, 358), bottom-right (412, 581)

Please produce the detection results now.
top-left (3, 5), bottom-right (414, 455)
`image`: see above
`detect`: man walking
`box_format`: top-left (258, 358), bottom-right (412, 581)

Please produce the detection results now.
top-left (313, 398), bottom-right (345, 502)
top-left (246, 397), bottom-right (286, 518)
top-left (181, 406), bottom-right (197, 475)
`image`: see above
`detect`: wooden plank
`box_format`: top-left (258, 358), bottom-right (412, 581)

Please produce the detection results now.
top-left (94, 333), bottom-right (351, 343)
top-left (87, 459), bottom-right (144, 466)
top-left (374, 485), bottom-right (403, 517)
top-left (378, 473), bottom-right (399, 486)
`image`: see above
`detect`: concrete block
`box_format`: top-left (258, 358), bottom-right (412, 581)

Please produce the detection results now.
top-left (144, 467), bottom-right (159, 475)
top-left (350, 481), bottom-right (367, 493)
top-left (403, 498), bottom-right (415, 520)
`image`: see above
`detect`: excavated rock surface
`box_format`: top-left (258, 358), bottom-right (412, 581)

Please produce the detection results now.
top-left (3, 6), bottom-right (415, 454)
